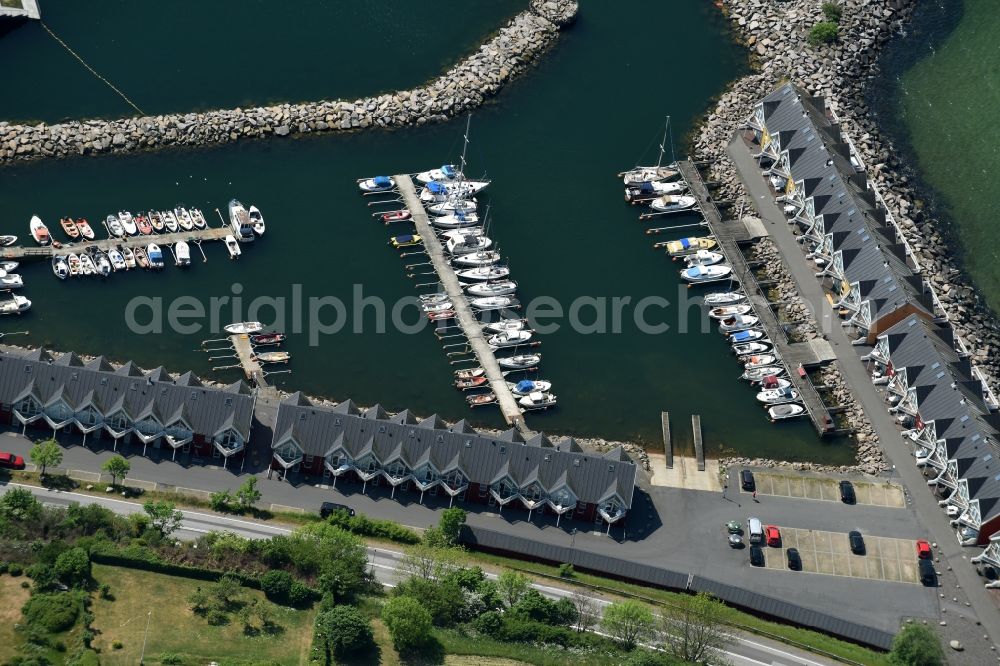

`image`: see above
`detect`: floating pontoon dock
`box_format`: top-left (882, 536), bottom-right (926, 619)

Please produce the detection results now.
top-left (1, 227), bottom-right (230, 261)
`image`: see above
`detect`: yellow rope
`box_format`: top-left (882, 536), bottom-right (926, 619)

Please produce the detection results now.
top-left (41, 21), bottom-right (145, 116)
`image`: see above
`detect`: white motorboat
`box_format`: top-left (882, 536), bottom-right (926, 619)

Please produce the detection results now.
top-left (228, 199), bottom-right (255, 241)
top-left (146, 243), bottom-right (164, 269)
top-left (106, 214), bottom-right (124, 237)
top-left (52, 256), bottom-right (69, 280)
top-left (768, 403), bottom-right (806, 421)
top-left (67, 254), bottom-right (81, 277)
top-left (471, 295), bottom-right (519, 310)
top-left (743, 354), bottom-right (778, 369)
top-left (248, 205), bottom-right (265, 235)
top-left (431, 211), bottom-right (480, 229)
top-left (452, 251), bottom-right (501, 267)
top-left (225, 234), bottom-right (242, 259)
top-left (719, 315), bottom-right (760, 334)
top-left (650, 195), bottom-right (698, 213)
top-left (456, 265), bottom-right (509, 282)
top-left (733, 341), bottom-right (772, 356)
top-left (121, 246), bottom-right (136, 269)
top-left (224, 321), bottom-right (264, 334)
top-left (466, 280), bottom-right (517, 297)
top-left (118, 211), bottom-right (138, 235)
top-left (484, 319), bottom-right (526, 334)
top-left (422, 301), bottom-right (454, 313)
top-left (162, 210), bottom-right (179, 233)
top-left (416, 164), bottom-right (462, 184)
top-left (685, 250), bottom-right (725, 266)
top-left (728, 329), bottom-right (766, 343)
top-left (107, 248), bottom-right (127, 272)
top-left (0, 261), bottom-right (19, 273)
top-left (742, 365), bottom-right (786, 382)
top-left (175, 207), bottom-right (194, 231)
top-left (419, 293), bottom-right (450, 305)
top-left (0, 270), bottom-right (23, 289)
top-left (447, 235), bottom-right (492, 255)
top-left (94, 252), bottom-right (112, 277)
top-left (681, 264), bottom-right (732, 283)
top-left (757, 376), bottom-right (792, 390)
top-left (427, 198), bottom-right (477, 217)
top-left (191, 208), bottom-right (208, 229)
top-left (420, 180), bottom-right (490, 203)
top-left (624, 179), bottom-right (687, 203)
top-left (0, 235), bottom-right (18, 246)
top-left (175, 241), bottom-right (191, 266)
top-left (488, 330), bottom-right (532, 347)
top-left (29, 215), bottom-right (51, 245)
top-left (498, 353), bottom-right (541, 370)
top-left (0, 294), bottom-right (31, 315)
top-left (519, 391), bottom-right (557, 411)
top-left (357, 176), bottom-right (395, 192)
top-left (704, 291), bottom-right (746, 306)
top-left (709, 304), bottom-right (752, 319)
top-left (756, 387), bottom-right (800, 405)
top-left (508, 379), bottom-right (552, 396)
top-left (78, 253), bottom-right (96, 276)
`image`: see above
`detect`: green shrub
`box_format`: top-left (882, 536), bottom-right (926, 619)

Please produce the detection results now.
top-left (382, 596), bottom-right (433, 651)
top-left (0, 561), bottom-right (8, 574)
top-left (313, 606), bottom-right (375, 661)
top-left (22, 593), bottom-right (82, 633)
top-left (158, 653), bottom-right (183, 665)
top-left (54, 548), bottom-right (91, 588)
top-left (822, 2), bottom-right (843, 22)
top-left (98, 584), bottom-right (113, 600)
top-left (326, 510), bottom-right (421, 544)
top-left (260, 569), bottom-right (293, 603)
top-left (206, 609), bottom-right (229, 626)
top-left (809, 21), bottom-right (839, 45)
top-left (9, 563), bottom-right (23, 576)
top-left (288, 581), bottom-right (313, 608)
top-left (21, 581), bottom-right (30, 589)
top-left (210, 489), bottom-right (234, 512)
top-left (558, 563), bottom-right (575, 578)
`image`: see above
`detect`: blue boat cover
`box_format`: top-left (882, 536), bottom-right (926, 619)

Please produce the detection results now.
top-left (731, 331), bottom-right (751, 342)
top-left (428, 181), bottom-right (447, 194)
top-left (394, 235), bottom-right (414, 243)
top-left (148, 249), bottom-right (162, 259)
top-left (442, 164), bottom-right (456, 178)
top-left (374, 176), bottom-right (391, 186)
top-left (680, 238), bottom-right (691, 249)
top-left (455, 211), bottom-right (467, 220)
top-left (639, 182), bottom-right (654, 193)
top-left (515, 380), bottom-right (535, 392)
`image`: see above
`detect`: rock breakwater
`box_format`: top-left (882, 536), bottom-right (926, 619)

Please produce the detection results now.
top-left (0, 1), bottom-right (578, 163)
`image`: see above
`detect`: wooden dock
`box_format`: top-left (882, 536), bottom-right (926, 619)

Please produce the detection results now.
top-left (691, 414), bottom-right (705, 471)
top-left (231, 334), bottom-right (268, 388)
top-left (661, 412), bottom-right (673, 469)
top-left (1, 227), bottom-right (230, 261)
top-left (677, 160), bottom-right (836, 436)
top-left (394, 175), bottom-right (528, 433)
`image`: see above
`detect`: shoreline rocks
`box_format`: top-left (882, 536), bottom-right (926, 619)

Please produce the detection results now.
top-left (0, 0), bottom-right (578, 163)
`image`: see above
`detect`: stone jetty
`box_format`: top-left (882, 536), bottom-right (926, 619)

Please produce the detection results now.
top-left (0, 0), bottom-right (578, 163)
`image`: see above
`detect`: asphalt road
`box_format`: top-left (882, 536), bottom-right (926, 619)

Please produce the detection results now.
top-left (2, 482), bottom-right (836, 666)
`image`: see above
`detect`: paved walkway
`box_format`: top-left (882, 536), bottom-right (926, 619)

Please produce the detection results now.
top-left (728, 132), bottom-right (1000, 654)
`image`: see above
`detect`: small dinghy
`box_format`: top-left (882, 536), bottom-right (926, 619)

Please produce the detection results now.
top-left (175, 207), bottom-right (194, 231)
top-left (106, 214), bottom-right (125, 237)
top-left (0, 270), bottom-right (23, 289)
top-left (248, 206), bottom-right (264, 235)
top-left (519, 391), bottom-right (557, 411)
top-left (743, 354), bottom-right (778, 369)
top-left (357, 176), bottom-right (395, 192)
top-left (107, 248), bottom-right (127, 272)
top-left (709, 304), bottom-right (752, 319)
top-left (118, 211), bottom-right (138, 235)
top-left (431, 211), bottom-right (480, 229)
top-left (75, 218), bottom-right (95, 240)
top-left (67, 254), bottom-right (81, 277)
top-left (447, 235), bottom-right (492, 255)
top-left (488, 330), bottom-right (532, 348)
top-left (390, 234), bottom-right (422, 248)
top-left (121, 246), bottom-right (136, 269)
top-left (681, 264), bottom-right (732, 283)
top-left (498, 353), bottom-right (541, 370)
top-left (78, 253), bottom-right (96, 275)
top-left (427, 309), bottom-right (456, 321)
top-left (148, 211), bottom-right (165, 232)
top-left (255, 351), bottom-right (290, 364)
top-left (650, 194), bottom-right (698, 213)
top-left (0, 294), bottom-right (31, 315)
top-left (466, 280), bottom-right (517, 297)
top-left (455, 367), bottom-right (485, 380)
top-left (484, 319), bottom-right (526, 334)
top-left (455, 376), bottom-right (489, 389)
top-left (625, 179), bottom-right (687, 203)
top-left (175, 241), bottom-right (191, 266)
top-left (162, 210), bottom-right (179, 233)
top-left (733, 341), bottom-right (772, 356)
top-left (136, 214), bottom-right (154, 235)
top-left (729, 329), bottom-right (766, 343)
top-left (416, 164), bottom-right (462, 184)
top-left (665, 236), bottom-right (716, 256)
top-left (685, 250), bottom-right (725, 266)
top-left (0, 235), bottom-right (17, 246)
top-left (146, 243), bottom-right (164, 269)
top-left (756, 387), bottom-right (800, 405)
top-left (192, 208), bottom-right (209, 230)
top-left (768, 403), bottom-right (806, 421)
top-left (225, 321), bottom-right (264, 334)
top-left (467, 392), bottom-right (497, 407)
top-left (455, 265), bottom-right (509, 282)
top-left (621, 165), bottom-right (679, 186)
top-left (134, 247), bottom-right (150, 269)
top-left (422, 301), bottom-right (454, 313)
top-left (60, 217), bottom-right (80, 239)
top-left (381, 209), bottom-right (412, 223)
top-left (743, 365), bottom-right (786, 382)
top-left (509, 379), bottom-right (552, 396)
top-left (452, 251), bottom-right (501, 267)
top-left (1, 261), bottom-right (19, 272)
top-left (427, 199), bottom-right (477, 217)
top-left (225, 235), bottom-right (242, 259)
top-left (30, 215), bottom-right (51, 245)
top-left (471, 295), bottom-right (519, 310)
top-left (719, 314), bottom-right (760, 334)
top-left (250, 332), bottom-right (286, 346)
top-left (94, 252), bottom-right (112, 277)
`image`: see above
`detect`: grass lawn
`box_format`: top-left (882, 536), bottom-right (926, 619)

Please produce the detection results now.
top-left (435, 629), bottom-right (622, 666)
top-left (90, 564), bottom-right (316, 665)
top-left (0, 574), bottom-right (32, 663)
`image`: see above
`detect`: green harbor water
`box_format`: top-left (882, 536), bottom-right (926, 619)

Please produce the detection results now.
top-left (0, 2), bottom-right (855, 463)
top-left (869, 0), bottom-right (1000, 314)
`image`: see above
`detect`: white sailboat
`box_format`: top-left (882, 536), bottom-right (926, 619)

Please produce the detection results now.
top-left (498, 353), bottom-right (541, 370)
top-left (488, 330), bottom-right (532, 347)
top-left (508, 379), bottom-right (552, 396)
top-left (431, 211), bottom-right (480, 229)
top-left (704, 291), bottom-right (746, 306)
top-left (484, 318), bottom-right (526, 334)
top-left (471, 295), bottom-right (519, 310)
top-left (456, 265), bottom-right (509, 282)
top-left (446, 235), bottom-right (492, 255)
top-left (680, 264), bottom-right (732, 283)
top-left (451, 251), bottom-right (501, 267)
top-left (466, 280), bottom-right (517, 297)
top-left (420, 180), bottom-right (490, 203)
top-left (621, 116), bottom-right (681, 186)
top-left (427, 198), bottom-right (478, 217)
top-left (416, 164), bottom-right (463, 184)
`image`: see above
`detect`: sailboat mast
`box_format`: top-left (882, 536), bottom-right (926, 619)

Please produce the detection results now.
top-left (667, 115), bottom-right (676, 166)
top-left (656, 116), bottom-right (668, 169)
top-left (459, 114), bottom-right (472, 181)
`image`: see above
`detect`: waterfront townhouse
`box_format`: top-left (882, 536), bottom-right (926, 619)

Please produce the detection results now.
top-left (0, 348), bottom-right (254, 465)
top-left (270, 393), bottom-right (637, 530)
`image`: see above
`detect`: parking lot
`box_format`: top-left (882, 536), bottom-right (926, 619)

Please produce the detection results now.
top-left (748, 471), bottom-right (906, 509)
top-left (754, 526), bottom-right (920, 584)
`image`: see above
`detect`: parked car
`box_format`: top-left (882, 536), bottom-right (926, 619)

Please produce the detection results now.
top-left (786, 547), bottom-right (802, 571)
top-left (750, 545), bottom-right (765, 567)
top-left (747, 517), bottom-right (764, 545)
top-left (839, 480), bottom-right (856, 504)
top-left (916, 539), bottom-right (932, 560)
top-left (0, 452), bottom-right (25, 470)
top-left (919, 559), bottom-right (937, 586)
top-left (320, 501), bottom-right (355, 518)
top-left (726, 520), bottom-right (742, 534)
top-left (728, 534), bottom-right (743, 548)
top-left (765, 525), bottom-right (781, 547)
top-left (848, 530), bottom-right (866, 555)
top-left (740, 469), bottom-right (755, 491)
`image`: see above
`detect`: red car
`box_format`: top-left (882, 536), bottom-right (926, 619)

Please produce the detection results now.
top-left (916, 539), bottom-right (932, 559)
top-left (765, 525), bottom-right (781, 547)
top-left (0, 452), bottom-right (25, 470)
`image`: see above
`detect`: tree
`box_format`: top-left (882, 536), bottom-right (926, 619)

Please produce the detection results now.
top-left (495, 570), bottom-right (531, 609)
top-left (210, 574), bottom-right (244, 610)
top-left (808, 21), bottom-right (839, 45)
top-left (314, 606), bottom-right (375, 660)
top-left (888, 624), bottom-right (944, 666)
top-left (235, 477), bottom-right (262, 510)
top-left (438, 507), bottom-right (466, 546)
top-left (291, 523), bottom-right (369, 601)
top-left (602, 600), bottom-right (655, 649)
top-left (53, 547), bottom-right (91, 588)
top-left (209, 489), bottom-right (234, 512)
top-left (659, 593), bottom-right (731, 664)
top-left (143, 500), bottom-right (183, 536)
top-left (29, 439), bottom-right (63, 477)
top-left (260, 570), bottom-right (294, 604)
top-left (102, 455), bottom-right (130, 486)
top-left (400, 543), bottom-right (463, 582)
top-left (570, 589), bottom-right (600, 633)
top-left (0, 487), bottom-right (41, 521)
top-left (382, 596), bottom-right (432, 651)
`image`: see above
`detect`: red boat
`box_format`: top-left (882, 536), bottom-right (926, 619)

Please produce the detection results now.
top-left (135, 214), bottom-right (154, 235)
top-left (250, 332), bottom-right (286, 346)
top-left (467, 393), bottom-right (497, 406)
top-left (427, 310), bottom-right (455, 321)
top-left (382, 210), bottom-right (412, 223)
top-left (455, 376), bottom-right (488, 389)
